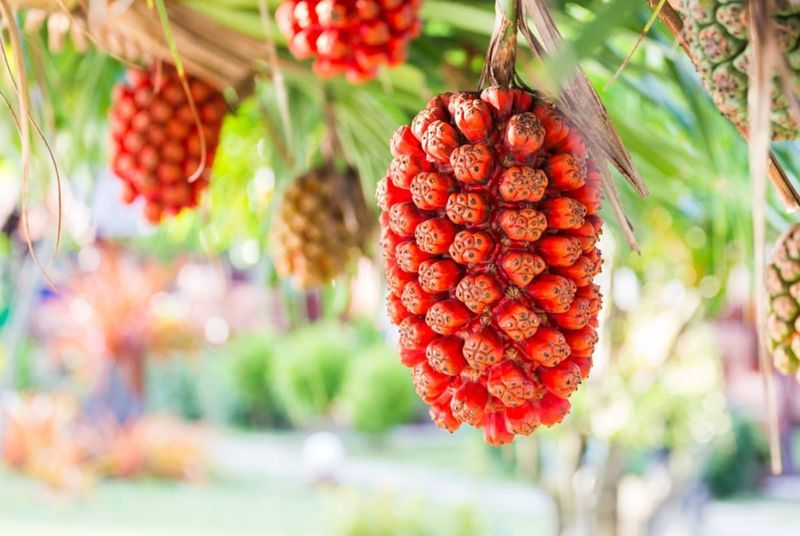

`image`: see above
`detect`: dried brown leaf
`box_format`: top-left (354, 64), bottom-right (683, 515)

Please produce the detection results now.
top-left (517, 0), bottom-right (645, 251)
top-left (519, 0), bottom-right (647, 198)
top-left (768, 153), bottom-right (800, 210)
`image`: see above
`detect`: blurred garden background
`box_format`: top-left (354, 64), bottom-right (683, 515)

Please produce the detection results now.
top-left (0, 0), bottom-right (799, 535)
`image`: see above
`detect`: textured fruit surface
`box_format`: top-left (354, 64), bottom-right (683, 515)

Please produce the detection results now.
top-left (379, 86), bottom-right (604, 445)
top-left (678, 0), bottom-right (800, 139)
top-left (276, 0), bottom-right (422, 82)
top-left (272, 166), bottom-right (372, 288)
top-left (766, 223), bottom-right (800, 382)
top-left (110, 64), bottom-right (226, 223)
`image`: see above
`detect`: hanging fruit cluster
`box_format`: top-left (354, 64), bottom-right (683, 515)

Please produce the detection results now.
top-left (276, 0), bottom-right (422, 82)
top-left (766, 223), bottom-right (800, 382)
top-left (677, 0), bottom-right (800, 139)
top-left (378, 85), bottom-right (604, 445)
top-left (271, 166), bottom-right (373, 288)
top-left (110, 64), bottom-right (227, 223)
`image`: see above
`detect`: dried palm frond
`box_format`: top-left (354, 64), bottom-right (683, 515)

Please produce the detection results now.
top-left (516, 0), bottom-right (646, 251)
top-left (19, 0), bottom-right (271, 91)
top-left (747, 0), bottom-right (784, 475)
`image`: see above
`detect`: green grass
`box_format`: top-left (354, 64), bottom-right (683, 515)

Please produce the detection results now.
top-left (0, 471), bottom-right (325, 536)
top-left (0, 430), bottom-right (553, 536)
top-left (0, 469), bottom-right (551, 536)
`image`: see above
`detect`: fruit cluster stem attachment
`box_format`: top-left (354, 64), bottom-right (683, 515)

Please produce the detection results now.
top-left (480, 0), bottom-right (519, 89)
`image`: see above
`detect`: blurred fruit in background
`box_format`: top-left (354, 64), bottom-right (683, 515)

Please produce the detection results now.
top-left (276, 0), bottom-right (423, 82)
top-left (110, 64), bottom-right (227, 223)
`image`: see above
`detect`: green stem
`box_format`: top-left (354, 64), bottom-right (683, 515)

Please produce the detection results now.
top-left (153, 0), bottom-right (185, 75)
top-left (497, 0), bottom-right (518, 25)
top-left (484, 0), bottom-right (519, 87)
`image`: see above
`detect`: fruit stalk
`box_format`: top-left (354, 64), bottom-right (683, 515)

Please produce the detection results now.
top-left (482, 0), bottom-right (520, 88)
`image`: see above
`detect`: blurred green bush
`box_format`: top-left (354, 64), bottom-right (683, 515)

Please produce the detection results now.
top-left (271, 322), bottom-right (357, 425)
top-left (224, 332), bottom-right (290, 428)
top-left (338, 343), bottom-right (420, 436)
top-left (147, 321), bottom-right (422, 435)
top-left (704, 414), bottom-right (769, 498)
top-left (147, 333), bottom-right (290, 428)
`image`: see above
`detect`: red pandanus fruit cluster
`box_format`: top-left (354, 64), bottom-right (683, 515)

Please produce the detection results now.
top-left (378, 86), bottom-right (604, 445)
top-left (276, 0), bottom-right (422, 82)
top-left (109, 64), bottom-right (227, 224)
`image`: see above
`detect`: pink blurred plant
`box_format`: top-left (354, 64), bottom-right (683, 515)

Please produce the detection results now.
top-left (1, 392), bottom-right (207, 489)
top-left (33, 243), bottom-right (198, 398)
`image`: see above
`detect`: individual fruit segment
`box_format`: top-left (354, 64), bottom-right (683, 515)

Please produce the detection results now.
top-left (455, 274), bottom-right (502, 314)
top-left (412, 362), bottom-right (450, 402)
top-left (482, 411), bottom-right (515, 446)
top-left (505, 402), bottom-right (540, 435)
top-left (499, 166), bottom-right (547, 202)
top-left (429, 390), bottom-right (460, 432)
top-left (451, 382), bottom-right (488, 425)
top-left (277, 0), bottom-right (422, 82)
top-left (402, 281), bottom-right (439, 315)
top-left (451, 144), bottom-right (495, 184)
top-left (395, 240), bottom-right (433, 273)
top-left (523, 327), bottom-right (570, 367)
top-left (110, 64), bottom-right (226, 223)
top-left (496, 302), bottom-right (540, 341)
top-left (415, 218), bottom-right (457, 255)
top-left (500, 251), bottom-right (545, 287)
top-left (426, 336), bottom-right (466, 376)
top-left (533, 392), bottom-right (571, 426)
top-left (675, 0), bottom-right (800, 139)
top-left (487, 361), bottom-right (538, 407)
top-left (271, 166), bottom-right (372, 288)
top-left (410, 172), bottom-right (455, 210)
top-left (766, 224), bottom-right (800, 381)
top-left (450, 231), bottom-right (494, 264)
top-left (463, 329), bottom-right (504, 371)
top-left (379, 86), bottom-right (604, 444)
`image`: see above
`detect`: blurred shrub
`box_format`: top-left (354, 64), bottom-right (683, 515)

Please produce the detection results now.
top-left (223, 332), bottom-right (289, 428)
top-left (272, 321), bottom-right (358, 424)
top-left (338, 343), bottom-right (419, 435)
top-left (704, 415), bottom-right (768, 498)
top-left (147, 359), bottom-right (204, 421)
top-left (149, 321), bottom-right (419, 434)
top-left (147, 333), bottom-right (290, 428)
top-left (349, 317), bottom-right (386, 348)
